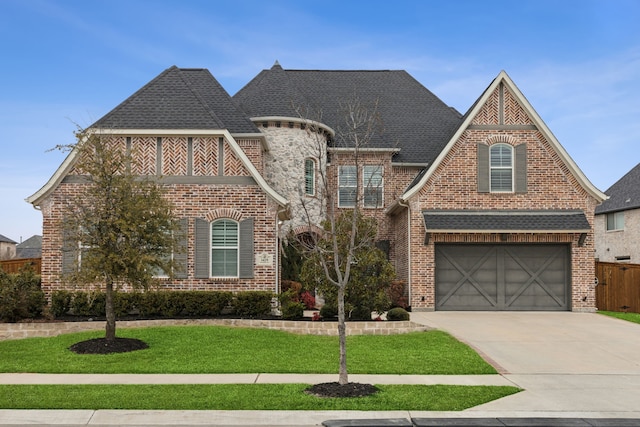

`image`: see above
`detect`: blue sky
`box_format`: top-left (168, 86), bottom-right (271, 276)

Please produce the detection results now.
top-left (1, 0), bottom-right (639, 242)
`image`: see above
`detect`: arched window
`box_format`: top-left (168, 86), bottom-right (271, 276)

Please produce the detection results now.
top-left (211, 219), bottom-right (238, 277)
top-left (304, 158), bottom-right (315, 196)
top-left (490, 144), bottom-right (513, 192)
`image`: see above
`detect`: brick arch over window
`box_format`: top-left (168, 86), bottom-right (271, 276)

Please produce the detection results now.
top-left (477, 137), bottom-right (527, 193)
top-left (486, 134), bottom-right (519, 146)
top-left (205, 208), bottom-right (243, 222)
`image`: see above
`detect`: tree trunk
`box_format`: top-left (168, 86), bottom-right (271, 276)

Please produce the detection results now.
top-left (105, 278), bottom-right (116, 341)
top-left (337, 284), bottom-right (348, 385)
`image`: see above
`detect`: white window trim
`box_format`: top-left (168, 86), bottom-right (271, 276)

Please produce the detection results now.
top-left (606, 211), bottom-right (625, 232)
top-left (210, 219), bottom-right (239, 278)
top-left (490, 143), bottom-right (514, 193)
top-left (304, 158), bottom-right (315, 197)
top-left (338, 165), bottom-right (357, 208)
top-left (363, 165), bottom-right (384, 208)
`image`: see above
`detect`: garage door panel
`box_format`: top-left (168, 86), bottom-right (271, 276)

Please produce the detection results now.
top-left (436, 244), bottom-right (569, 311)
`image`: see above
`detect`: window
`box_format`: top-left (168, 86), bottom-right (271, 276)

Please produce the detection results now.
top-left (363, 165), bottom-right (383, 208)
top-left (304, 158), bottom-right (315, 196)
top-left (490, 144), bottom-right (513, 192)
top-left (338, 165), bottom-right (357, 207)
top-left (606, 211), bottom-right (624, 231)
top-left (211, 219), bottom-right (238, 277)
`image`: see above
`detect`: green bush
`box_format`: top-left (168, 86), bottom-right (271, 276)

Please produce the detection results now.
top-left (386, 307), bottom-right (410, 321)
top-left (319, 304), bottom-right (337, 319)
top-left (0, 267), bottom-right (45, 322)
top-left (50, 290), bottom-right (73, 317)
top-left (233, 291), bottom-right (273, 318)
top-left (69, 291), bottom-right (105, 317)
top-left (349, 305), bottom-right (372, 321)
top-left (281, 301), bottom-right (305, 320)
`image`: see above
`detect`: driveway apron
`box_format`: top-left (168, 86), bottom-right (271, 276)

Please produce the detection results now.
top-left (411, 312), bottom-right (640, 414)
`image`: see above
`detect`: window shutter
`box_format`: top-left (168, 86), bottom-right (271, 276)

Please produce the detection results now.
top-left (239, 218), bottom-right (254, 279)
top-left (515, 143), bottom-right (527, 193)
top-left (477, 143), bottom-right (490, 193)
top-left (174, 218), bottom-right (188, 279)
top-left (194, 218), bottom-right (210, 279)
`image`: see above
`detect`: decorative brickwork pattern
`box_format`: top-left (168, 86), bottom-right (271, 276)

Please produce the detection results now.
top-left (472, 89), bottom-right (500, 125)
top-left (131, 136), bottom-right (157, 175)
top-left (223, 140), bottom-right (249, 176)
top-left (193, 137), bottom-right (217, 176)
top-left (161, 137), bottom-right (188, 176)
top-left (504, 87), bottom-right (534, 125)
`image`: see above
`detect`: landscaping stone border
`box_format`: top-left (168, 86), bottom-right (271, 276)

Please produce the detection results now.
top-left (0, 318), bottom-right (429, 341)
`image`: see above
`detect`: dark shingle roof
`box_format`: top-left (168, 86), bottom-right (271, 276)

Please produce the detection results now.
top-left (93, 66), bottom-right (259, 133)
top-left (595, 163), bottom-right (640, 214)
top-left (0, 234), bottom-right (17, 244)
top-left (16, 235), bottom-right (42, 259)
top-left (233, 63), bottom-right (463, 165)
top-left (422, 210), bottom-right (591, 232)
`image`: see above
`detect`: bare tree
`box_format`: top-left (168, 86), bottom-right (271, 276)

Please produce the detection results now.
top-left (295, 97), bottom-right (389, 386)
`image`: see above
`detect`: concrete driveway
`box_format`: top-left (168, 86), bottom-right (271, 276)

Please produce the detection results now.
top-left (411, 312), bottom-right (640, 415)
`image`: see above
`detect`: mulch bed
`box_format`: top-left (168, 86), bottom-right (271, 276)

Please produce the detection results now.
top-left (69, 337), bottom-right (149, 354)
top-left (305, 382), bottom-right (379, 398)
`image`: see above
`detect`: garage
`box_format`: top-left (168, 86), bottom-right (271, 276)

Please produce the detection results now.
top-left (435, 244), bottom-right (570, 311)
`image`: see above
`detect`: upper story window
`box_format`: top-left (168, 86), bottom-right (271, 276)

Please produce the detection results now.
top-left (363, 165), bottom-right (383, 208)
top-left (338, 165), bottom-right (357, 207)
top-left (606, 211), bottom-right (625, 231)
top-left (490, 144), bottom-right (514, 192)
top-left (304, 158), bottom-right (315, 196)
top-left (211, 219), bottom-right (238, 277)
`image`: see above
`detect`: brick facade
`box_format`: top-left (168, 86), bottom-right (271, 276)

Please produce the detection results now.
top-left (39, 134), bottom-right (282, 297)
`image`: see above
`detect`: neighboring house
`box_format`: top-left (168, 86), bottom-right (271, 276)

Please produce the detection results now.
top-left (595, 163), bottom-right (640, 263)
top-left (0, 234), bottom-right (17, 260)
top-left (27, 64), bottom-right (606, 311)
top-left (15, 235), bottom-right (42, 259)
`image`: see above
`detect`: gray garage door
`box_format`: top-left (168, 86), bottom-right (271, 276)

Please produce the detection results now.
top-left (435, 244), bottom-right (570, 311)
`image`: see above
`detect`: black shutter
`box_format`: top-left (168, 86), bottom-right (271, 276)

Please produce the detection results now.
top-left (477, 143), bottom-right (490, 193)
top-left (239, 218), bottom-right (254, 279)
top-left (194, 218), bottom-right (210, 279)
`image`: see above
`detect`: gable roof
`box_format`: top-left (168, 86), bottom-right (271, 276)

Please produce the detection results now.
top-left (16, 235), bottom-right (42, 259)
top-left (93, 66), bottom-right (259, 134)
top-left (233, 62), bottom-right (463, 165)
top-left (595, 162), bottom-right (640, 214)
top-left (397, 70), bottom-right (607, 205)
top-left (27, 67), bottom-right (288, 211)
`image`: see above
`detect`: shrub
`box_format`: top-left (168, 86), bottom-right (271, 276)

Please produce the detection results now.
top-left (386, 307), bottom-right (410, 321)
top-left (349, 305), bottom-right (372, 321)
top-left (388, 280), bottom-right (409, 309)
top-left (0, 267), bottom-right (45, 322)
top-left (281, 301), bottom-right (305, 320)
top-left (70, 291), bottom-right (105, 317)
top-left (319, 303), bottom-right (337, 319)
top-left (299, 291), bottom-right (316, 310)
top-left (233, 291), bottom-right (273, 318)
top-left (50, 290), bottom-right (73, 317)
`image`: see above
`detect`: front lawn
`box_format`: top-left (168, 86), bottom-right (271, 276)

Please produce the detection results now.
top-left (0, 326), bottom-right (496, 374)
top-left (598, 311), bottom-right (640, 324)
top-left (0, 384), bottom-right (519, 410)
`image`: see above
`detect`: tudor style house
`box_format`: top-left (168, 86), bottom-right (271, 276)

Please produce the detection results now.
top-left (595, 163), bottom-right (640, 263)
top-left (27, 63), bottom-right (606, 312)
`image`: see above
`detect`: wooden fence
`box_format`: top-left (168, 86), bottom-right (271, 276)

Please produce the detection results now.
top-left (0, 258), bottom-right (41, 275)
top-left (596, 261), bottom-right (640, 313)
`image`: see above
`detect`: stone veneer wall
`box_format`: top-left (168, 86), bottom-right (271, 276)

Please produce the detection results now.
top-left (0, 319), bottom-right (429, 341)
top-left (595, 208), bottom-right (640, 263)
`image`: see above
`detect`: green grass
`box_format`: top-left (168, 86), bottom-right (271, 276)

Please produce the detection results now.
top-left (599, 311), bottom-right (640, 324)
top-left (0, 326), bottom-right (496, 374)
top-left (0, 384), bottom-right (520, 410)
